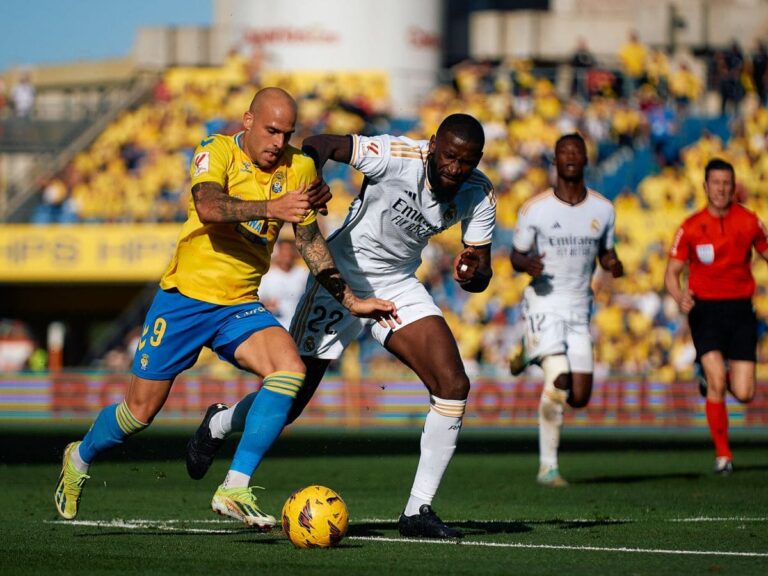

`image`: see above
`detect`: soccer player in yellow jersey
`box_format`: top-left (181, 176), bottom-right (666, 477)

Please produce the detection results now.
top-left (54, 87), bottom-right (399, 528)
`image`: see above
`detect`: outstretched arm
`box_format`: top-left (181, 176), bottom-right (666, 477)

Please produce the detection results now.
top-left (294, 221), bottom-right (399, 327)
top-left (192, 181), bottom-right (310, 224)
top-left (454, 244), bottom-right (493, 293)
top-left (301, 135), bottom-right (352, 215)
top-left (301, 134), bottom-right (353, 170)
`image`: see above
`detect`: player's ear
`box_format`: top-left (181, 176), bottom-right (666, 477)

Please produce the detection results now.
top-left (428, 135), bottom-right (436, 155)
top-left (243, 111), bottom-right (254, 130)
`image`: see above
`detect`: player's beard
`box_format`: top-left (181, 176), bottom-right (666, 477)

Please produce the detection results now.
top-left (427, 153), bottom-right (457, 201)
top-left (560, 169), bottom-right (584, 184)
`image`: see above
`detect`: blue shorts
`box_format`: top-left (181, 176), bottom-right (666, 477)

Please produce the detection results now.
top-left (131, 288), bottom-right (283, 380)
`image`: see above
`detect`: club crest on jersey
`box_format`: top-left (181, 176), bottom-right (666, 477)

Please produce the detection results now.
top-left (695, 243), bottom-right (715, 264)
top-left (303, 336), bottom-right (316, 353)
top-left (140, 354), bottom-right (150, 370)
top-left (362, 139), bottom-right (383, 158)
top-left (590, 218), bottom-right (600, 232)
top-left (443, 203), bottom-right (457, 222)
top-left (271, 172), bottom-right (285, 193)
top-left (193, 152), bottom-right (210, 176)
top-left (240, 161), bottom-right (252, 174)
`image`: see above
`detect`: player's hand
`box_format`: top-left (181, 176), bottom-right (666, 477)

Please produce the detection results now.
top-left (453, 247), bottom-right (480, 282)
top-left (678, 289), bottom-right (696, 314)
top-left (348, 297), bottom-right (401, 329)
top-left (306, 178), bottom-right (331, 216)
top-left (604, 254), bottom-right (624, 278)
top-left (524, 252), bottom-right (546, 277)
top-left (267, 187), bottom-right (310, 222)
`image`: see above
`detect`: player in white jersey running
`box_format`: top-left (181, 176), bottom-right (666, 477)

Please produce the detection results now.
top-left (186, 114), bottom-right (496, 539)
top-left (511, 133), bottom-right (623, 487)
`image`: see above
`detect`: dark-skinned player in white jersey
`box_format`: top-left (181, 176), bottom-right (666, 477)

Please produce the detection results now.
top-left (186, 114), bottom-right (496, 539)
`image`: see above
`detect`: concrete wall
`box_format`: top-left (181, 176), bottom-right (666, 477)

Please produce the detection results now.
top-left (471, 0), bottom-right (768, 61)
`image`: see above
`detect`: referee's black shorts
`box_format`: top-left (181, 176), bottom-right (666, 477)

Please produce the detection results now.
top-left (688, 298), bottom-right (757, 362)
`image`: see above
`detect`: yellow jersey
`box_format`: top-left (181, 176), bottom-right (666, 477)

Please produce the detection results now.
top-left (160, 132), bottom-right (317, 305)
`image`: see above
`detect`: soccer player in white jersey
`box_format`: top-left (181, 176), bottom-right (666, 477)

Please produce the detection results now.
top-left (186, 114), bottom-right (496, 539)
top-left (511, 133), bottom-right (623, 487)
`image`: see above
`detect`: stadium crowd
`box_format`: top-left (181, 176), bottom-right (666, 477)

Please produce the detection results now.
top-left (20, 40), bottom-right (768, 382)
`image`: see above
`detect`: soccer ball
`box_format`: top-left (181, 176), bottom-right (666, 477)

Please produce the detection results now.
top-left (281, 485), bottom-right (349, 548)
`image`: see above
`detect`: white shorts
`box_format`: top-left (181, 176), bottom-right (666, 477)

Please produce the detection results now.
top-left (522, 304), bottom-right (594, 374)
top-left (289, 276), bottom-right (442, 360)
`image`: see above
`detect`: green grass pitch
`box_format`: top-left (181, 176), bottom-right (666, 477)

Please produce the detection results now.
top-left (1, 425), bottom-right (767, 575)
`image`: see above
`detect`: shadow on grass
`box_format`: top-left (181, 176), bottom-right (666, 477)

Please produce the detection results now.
top-left (534, 519), bottom-right (632, 529)
top-left (731, 463), bottom-right (768, 473)
top-left (572, 471), bottom-right (704, 484)
top-left (349, 520), bottom-right (533, 537)
top-left (4, 427), bottom-right (767, 464)
top-left (573, 462), bottom-right (768, 484)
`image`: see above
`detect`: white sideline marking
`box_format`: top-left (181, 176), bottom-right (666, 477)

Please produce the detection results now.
top-left (359, 517), bottom-right (767, 524)
top-left (669, 517), bottom-right (768, 522)
top-left (46, 517), bottom-right (768, 558)
top-left (45, 519), bottom-right (244, 534)
top-left (348, 536), bottom-right (768, 558)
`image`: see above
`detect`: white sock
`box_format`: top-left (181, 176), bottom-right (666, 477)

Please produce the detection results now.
top-left (209, 406), bottom-right (235, 440)
top-left (404, 396), bottom-right (466, 517)
top-left (222, 470), bottom-right (250, 488)
top-left (72, 444), bottom-right (90, 473)
top-left (539, 393), bottom-right (564, 470)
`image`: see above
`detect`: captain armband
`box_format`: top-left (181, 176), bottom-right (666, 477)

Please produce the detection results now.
top-left (315, 267), bottom-right (347, 302)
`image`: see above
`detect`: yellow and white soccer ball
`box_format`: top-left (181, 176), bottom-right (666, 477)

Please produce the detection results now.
top-left (281, 485), bottom-right (349, 548)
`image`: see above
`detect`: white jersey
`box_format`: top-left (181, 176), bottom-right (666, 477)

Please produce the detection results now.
top-left (513, 188), bottom-right (616, 313)
top-left (257, 265), bottom-right (308, 328)
top-left (325, 134), bottom-right (496, 295)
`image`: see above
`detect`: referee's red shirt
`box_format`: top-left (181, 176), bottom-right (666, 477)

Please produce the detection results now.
top-left (669, 203), bottom-right (768, 300)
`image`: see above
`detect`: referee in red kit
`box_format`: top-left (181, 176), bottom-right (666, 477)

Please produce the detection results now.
top-left (665, 158), bottom-right (768, 475)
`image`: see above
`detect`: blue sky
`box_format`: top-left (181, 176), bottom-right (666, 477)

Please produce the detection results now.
top-left (0, 0), bottom-right (213, 73)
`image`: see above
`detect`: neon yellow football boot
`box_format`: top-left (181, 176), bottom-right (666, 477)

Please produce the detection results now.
top-left (211, 484), bottom-right (276, 530)
top-left (54, 442), bottom-right (90, 519)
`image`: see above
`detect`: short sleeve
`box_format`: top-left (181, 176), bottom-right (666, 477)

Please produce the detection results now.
top-left (461, 185), bottom-right (496, 247)
top-left (754, 216), bottom-right (768, 253)
top-left (190, 135), bottom-right (231, 188)
top-left (513, 205), bottom-right (536, 253)
top-left (348, 134), bottom-right (391, 180)
top-left (601, 206), bottom-right (617, 252)
top-left (669, 224), bottom-right (689, 261)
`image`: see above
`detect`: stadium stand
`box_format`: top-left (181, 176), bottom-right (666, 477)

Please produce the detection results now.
top-left (5, 45), bottom-right (768, 388)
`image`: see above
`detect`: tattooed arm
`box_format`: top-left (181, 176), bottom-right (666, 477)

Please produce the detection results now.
top-left (192, 181), bottom-right (311, 224)
top-left (294, 222), bottom-right (400, 326)
top-left (294, 221), bottom-right (356, 308)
